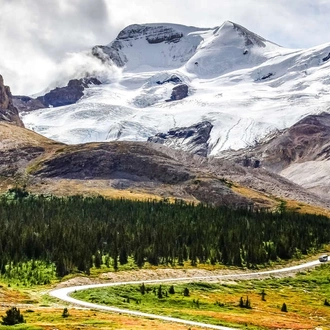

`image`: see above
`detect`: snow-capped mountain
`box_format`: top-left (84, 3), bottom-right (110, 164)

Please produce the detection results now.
top-left (21, 21), bottom-right (330, 156)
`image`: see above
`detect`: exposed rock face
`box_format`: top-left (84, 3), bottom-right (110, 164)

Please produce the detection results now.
top-left (219, 112), bottom-right (330, 196)
top-left (37, 77), bottom-right (101, 108)
top-left (35, 142), bottom-right (193, 184)
top-left (156, 75), bottom-right (182, 85)
top-left (33, 141), bottom-right (256, 208)
top-left (0, 146), bottom-right (44, 176)
top-left (167, 84), bottom-right (188, 101)
top-left (117, 24), bottom-right (183, 44)
top-left (231, 21), bottom-right (268, 48)
top-left (148, 121), bottom-right (213, 157)
top-left (0, 75), bottom-right (24, 127)
top-left (225, 112), bottom-right (330, 170)
top-left (92, 43), bottom-right (127, 67)
top-left (13, 96), bottom-right (45, 112)
top-left (92, 24), bottom-right (187, 67)
top-left (13, 77), bottom-right (101, 112)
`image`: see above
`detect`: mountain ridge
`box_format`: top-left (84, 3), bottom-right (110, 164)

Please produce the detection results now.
top-left (11, 21), bottom-right (330, 199)
top-left (21, 20), bottom-right (330, 152)
top-left (1, 120), bottom-right (329, 213)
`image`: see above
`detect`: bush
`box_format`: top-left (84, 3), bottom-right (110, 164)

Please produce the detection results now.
top-left (62, 308), bottom-right (69, 318)
top-left (239, 296), bottom-right (251, 309)
top-left (1, 307), bottom-right (25, 325)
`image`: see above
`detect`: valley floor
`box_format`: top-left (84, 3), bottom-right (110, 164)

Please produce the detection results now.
top-left (1, 253), bottom-right (329, 330)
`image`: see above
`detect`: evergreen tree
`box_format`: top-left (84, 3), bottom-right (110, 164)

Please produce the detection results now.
top-left (169, 285), bottom-right (175, 294)
top-left (1, 307), bottom-right (25, 325)
top-left (183, 287), bottom-right (190, 297)
top-left (140, 283), bottom-right (146, 295)
top-left (281, 303), bottom-right (288, 312)
top-left (157, 285), bottom-right (163, 299)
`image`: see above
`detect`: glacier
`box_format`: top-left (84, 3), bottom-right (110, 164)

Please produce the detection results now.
top-left (21, 21), bottom-right (330, 156)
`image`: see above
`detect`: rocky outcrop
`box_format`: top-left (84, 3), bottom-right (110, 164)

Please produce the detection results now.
top-left (13, 96), bottom-right (45, 112)
top-left (92, 24), bottom-right (186, 67)
top-left (167, 84), bottom-right (189, 101)
top-left (14, 77), bottom-right (102, 112)
top-left (148, 121), bottom-right (213, 157)
top-left (32, 141), bottom-right (260, 209)
top-left (0, 146), bottom-right (44, 176)
top-left (37, 77), bottom-right (101, 108)
top-left (34, 142), bottom-right (193, 184)
top-left (231, 21), bottom-right (268, 48)
top-left (0, 75), bottom-right (24, 127)
top-left (117, 24), bottom-right (183, 44)
top-left (219, 112), bottom-right (330, 197)
top-left (156, 75), bottom-right (182, 85)
top-left (92, 42), bottom-right (127, 67)
top-left (224, 112), bottom-right (330, 171)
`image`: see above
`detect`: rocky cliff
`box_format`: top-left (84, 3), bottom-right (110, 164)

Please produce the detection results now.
top-left (0, 75), bottom-right (24, 127)
top-left (148, 121), bottom-right (213, 157)
top-left (13, 77), bottom-right (102, 112)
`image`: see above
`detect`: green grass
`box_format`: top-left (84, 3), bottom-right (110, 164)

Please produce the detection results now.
top-left (72, 264), bottom-right (330, 329)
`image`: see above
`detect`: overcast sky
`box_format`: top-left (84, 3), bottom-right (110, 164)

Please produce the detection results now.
top-left (1, 0), bottom-right (330, 95)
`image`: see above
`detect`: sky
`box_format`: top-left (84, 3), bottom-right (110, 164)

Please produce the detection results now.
top-left (1, 0), bottom-right (330, 95)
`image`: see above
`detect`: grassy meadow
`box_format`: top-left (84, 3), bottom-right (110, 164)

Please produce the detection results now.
top-left (72, 264), bottom-right (330, 329)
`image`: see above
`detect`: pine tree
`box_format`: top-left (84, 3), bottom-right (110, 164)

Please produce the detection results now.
top-left (169, 285), bottom-right (175, 294)
top-left (94, 252), bottom-right (102, 268)
top-left (1, 307), bottom-right (25, 325)
top-left (281, 303), bottom-right (288, 312)
top-left (140, 283), bottom-right (146, 295)
top-left (183, 287), bottom-right (190, 297)
top-left (157, 285), bottom-right (163, 299)
top-left (239, 297), bottom-right (244, 308)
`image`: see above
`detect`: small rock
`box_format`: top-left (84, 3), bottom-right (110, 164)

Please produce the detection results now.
top-left (167, 84), bottom-right (188, 101)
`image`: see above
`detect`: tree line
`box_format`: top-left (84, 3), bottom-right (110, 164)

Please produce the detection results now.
top-left (0, 189), bottom-right (329, 277)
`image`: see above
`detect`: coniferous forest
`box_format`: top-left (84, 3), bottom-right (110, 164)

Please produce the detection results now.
top-left (0, 189), bottom-right (329, 278)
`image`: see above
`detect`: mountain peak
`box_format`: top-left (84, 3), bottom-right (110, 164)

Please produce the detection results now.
top-left (214, 21), bottom-right (273, 48)
top-left (92, 21), bottom-right (281, 73)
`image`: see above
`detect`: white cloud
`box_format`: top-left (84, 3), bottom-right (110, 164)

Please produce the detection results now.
top-left (1, 0), bottom-right (330, 94)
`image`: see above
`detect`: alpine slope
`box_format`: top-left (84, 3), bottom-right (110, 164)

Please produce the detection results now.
top-left (21, 21), bottom-right (330, 156)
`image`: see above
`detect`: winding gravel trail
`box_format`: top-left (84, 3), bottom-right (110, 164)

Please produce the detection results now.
top-left (50, 259), bottom-right (321, 330)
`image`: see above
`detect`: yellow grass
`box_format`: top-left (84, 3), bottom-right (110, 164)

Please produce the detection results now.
top-left (285, 199), bottom-right (330, 217)
top-left (233, 184), bottom-right (330, 217)
top-left (26, 178), bottom-right (179, 203)
top-left (232, 184), bottom-right (278, 209)
top-left (0, 122), bottom-right (62, 151)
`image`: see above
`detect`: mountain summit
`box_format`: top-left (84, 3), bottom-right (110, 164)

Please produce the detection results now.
top-left (92, 21), bottom-right (283, 76)
top-left (21, 21), bottom-right (330, 157)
